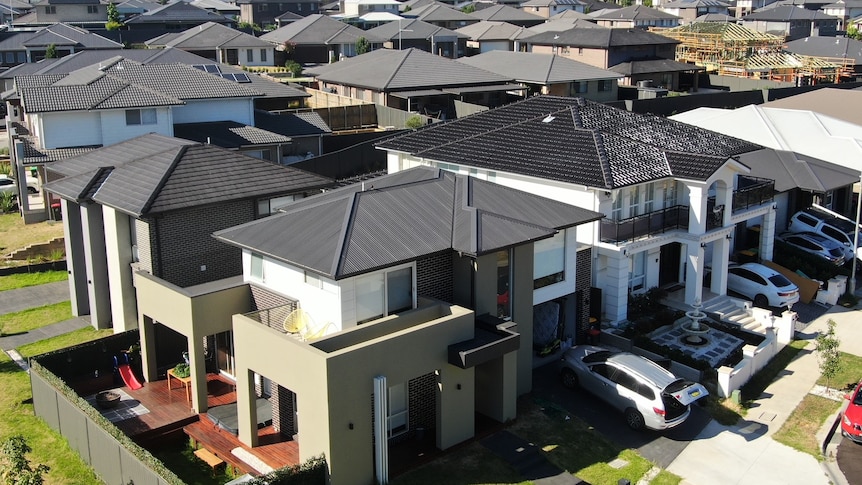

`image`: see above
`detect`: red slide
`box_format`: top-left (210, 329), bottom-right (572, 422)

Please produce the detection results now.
top-left (117, 364), bottom-right (143, 390)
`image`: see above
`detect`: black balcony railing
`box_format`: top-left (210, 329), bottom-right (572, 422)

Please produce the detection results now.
top-left (732, 178), bottom-right (774, 213)
top-left (600, 205), bottom-right (690, 243)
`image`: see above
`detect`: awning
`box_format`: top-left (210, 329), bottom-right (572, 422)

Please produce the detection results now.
top-left (390, 89), bottom-right (447, 98)
top-left (443, 83), bottom-right (527, 95)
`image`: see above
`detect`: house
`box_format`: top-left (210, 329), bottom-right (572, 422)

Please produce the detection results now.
top-left (469, 4), bottom-right (546, 27)
top-left (125, 165), bottom-right (599, 484)
top-left (763, 87), bottom-right (862, 125)
top-left (145, 22), bottom-right (276, 66)
top-left (253, 109), bottom-right (332, 162)
top-left (521, 0), bottom-right (587, 19)
top-left (591, 5), bottom-right (682, 29)
top-left (783, 36), bottom-right (862, 78)
top-left (11, 0), bottom-right (106, 29)
top-left (260, 14), bottom-right (385, 64)
top-left (0, 23), bottom-right (121, 67)
top-left (235, 0), bottom-right (319, 28)
top-left (455, 20), bottom-right (533, 53)
top-left (123, 1), bottom-right (235, 32)
top-left (190, 0), bottom-right (241, 19)
top-left (366, 18), bottom-right (467, 57)
top-left (43, 133), bottom-right (333, 333)
top-left (172, 121), bottom-right (293, 161)
top-left (659, 0), bottom-right (730, 24)
top-left (457, 50), bottom-right (621, 101)
top-left (671, 104), bottom-right (862, 221)
top-left (305, 47), bottom-right (524, 118)
top-left (740, 5), bottom-right (839, 40)
top-left (274, 10), bottom-right (303, 27)
top-left (524, 28), bottom-right (699, 91)
top-left (0, 0), bottom-right (33, 25)
top-left (822, 0), bottom-right (862, 29)
top-left (114, 0), bottom-right (160, 20)
top-left (402, 3), bottom-right (480, 29)
top-left (525, 17), bottom-right (604, 33)
top-left (377, 95), bottom-right (777, 324)
top-left (735, 0), bottom-right (780, 17)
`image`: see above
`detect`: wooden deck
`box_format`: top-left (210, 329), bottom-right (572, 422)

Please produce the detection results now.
top-left (185, 419), bottom-right (299, 476)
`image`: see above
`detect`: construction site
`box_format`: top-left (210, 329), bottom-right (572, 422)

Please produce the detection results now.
top-left (652, 22), bottom-right (855, 84)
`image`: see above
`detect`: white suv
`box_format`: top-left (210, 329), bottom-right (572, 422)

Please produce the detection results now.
top-left (788, 206), bottom-right (862, 264)
top-left (560, 346), bottom-right (708, 430)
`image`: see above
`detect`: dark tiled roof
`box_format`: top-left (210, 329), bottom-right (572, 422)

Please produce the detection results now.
top-left (213, 166), bottom-right (603, 278)
top-left (524, 26), bottom-right (679, 47)
top-left (742, 5), bottom-right (837, 20)
top-left (306, 47), bottom-right (511, 91)
top-left (174, 121), bottom-right (291, 147)
top-left (662, 0), bottom-right (728, 8)
top-left (785, 36), bottom-right (862, 63)
top-left (407, 4), bottom-right (478, 22)
top-left (469, 4), bottom-right (545, 23)
top-left (105, 62), bottom-right (262, 100)
top-left (0, 23), bottom-right (121, 51)
top-left (376, 96), bottom-right (761, 189)
top-left (125, 1), bottom-right (233, 23)
top-left (609, 58), bottom-right (703, 75)
top-left (455, 21), bottom-right (532, 41)
top-left (458, 51), bottom-right (621, 83)
top-left (366, 18), bottom-right (467, 40)
top-left (593, 4), bottom-right (680, 20)
top-left (148, 21), bottom-right (271, 49)
top-left (261, 14), bottom-right (386, 45)
top-left (19, 72), bottom-right (184, 113)
top-left (254, 110), bottom-right (332, 136)
top-left (45, 133), bottom-right (333, 216)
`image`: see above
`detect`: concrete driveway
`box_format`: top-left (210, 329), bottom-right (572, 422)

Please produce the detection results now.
top-left (532, 361), bottom-right (710, 468)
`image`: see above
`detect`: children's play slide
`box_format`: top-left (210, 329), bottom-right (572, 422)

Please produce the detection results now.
top-left (117, 364), bottom-right (143, 390)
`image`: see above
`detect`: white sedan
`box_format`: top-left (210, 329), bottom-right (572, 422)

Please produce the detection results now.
top-left (726, 263), bottom-right (799, 309)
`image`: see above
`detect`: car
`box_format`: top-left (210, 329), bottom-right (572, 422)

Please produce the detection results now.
top-left (559, 345), bottom-right (708, 431)
top-left (726, 262), bottom-right (800, 309)
top-left (0, 177), bottom-right (17, 195)
top-left (777, 232), bottom-right (846, 266)
top-left (841, 379), bottom-right (862, 444)
top-left (788, 206), bottom-right (862, 264)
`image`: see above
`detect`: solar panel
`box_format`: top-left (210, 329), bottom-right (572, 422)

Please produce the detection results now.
top-left (233, 73), bottom-right (251, 83)
top-left (193, 64), bottom-right (222, 73)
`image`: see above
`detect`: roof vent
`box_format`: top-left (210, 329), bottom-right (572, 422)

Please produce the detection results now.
top-left (542, 114), bottom-right (555, 123)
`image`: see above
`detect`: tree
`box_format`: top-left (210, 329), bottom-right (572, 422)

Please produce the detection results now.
top-left (815, 319), bottom-right (842, 389)
top-left (405, 115), bottom-right (425, 129)
top-left (355, 36), bottom-right (370, 55)
top-left (44, 44), bottom-right (56, 59)
top-left (461, 3), bottom-right (475, 13)
top-left (285, 60), bottom-right (302, 77)
top-left (0, 436), bottom-right (50, 485)
top-left (105, 3), bottom-right (122, 30)
top-left (848, 26), bottom-right (862, 41)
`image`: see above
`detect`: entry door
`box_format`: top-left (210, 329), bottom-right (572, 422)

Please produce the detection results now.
top-left (388, 383), bottom-right (408, 438)
top-left (659, 243), bottom-right (681, 287)
top-left (215, 331), bottom-right (235, 378)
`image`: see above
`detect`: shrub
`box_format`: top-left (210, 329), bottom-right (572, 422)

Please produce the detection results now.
top-left (0, 435), bottom-right (50, 485)
top-left (172, 363), bottom-right (190, 378)
top-left (405, 115), bottom-right (424, 129)
top-left (285, 60), bottom-right (302, 78)
top-left (248, 454), bottom-right (326, 485)
top-left (0, 192), bottom-right (16, 214)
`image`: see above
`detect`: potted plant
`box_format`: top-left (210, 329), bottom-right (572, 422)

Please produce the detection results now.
top-left (172, 363), bottom-right (190, 378)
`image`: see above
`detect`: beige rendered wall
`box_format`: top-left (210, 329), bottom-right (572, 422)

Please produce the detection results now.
top-left (233, 304), bottom-right (476, 485)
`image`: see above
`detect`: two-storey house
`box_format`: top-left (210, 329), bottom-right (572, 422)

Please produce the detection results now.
top-left (521, 0), bottom-right (587, 19)
top-left (145, 21), bottom-right (275, 66)
top-left (260, 14), bottom-right (385, 64)
top-left (0, 23), bottom-right (121, 67)
top-left (11, 0), bottom-right (106, 29)
top-left (235, 0), bottom-right (319, 28)
top-left (377, 96), bottom-right (778, 325)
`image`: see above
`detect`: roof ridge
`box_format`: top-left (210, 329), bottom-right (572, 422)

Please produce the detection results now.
top-left (140, 144), bottom-right (192, 215)
top-left (103, 71), bottom-right (185, 106)
top-left (591, 129), bottom-right (613, 189)
top-left (382, 48), bottom-right (412, 90)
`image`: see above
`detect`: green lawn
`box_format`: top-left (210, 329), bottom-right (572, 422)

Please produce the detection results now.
top-left (773, 394), bottom-right (841, 459)
top-left (741, 340), bottom-right (809, 403)
top-left (17, 327), bottom-right (113, 359)
top-left (0, 270), bottom-right (67, 292)
top-left (0, 352), bottom-right (101, 484)
top-left (816, 351), bottom-right (862, 392)
top-left (2, 301), bottom-right (72, 336)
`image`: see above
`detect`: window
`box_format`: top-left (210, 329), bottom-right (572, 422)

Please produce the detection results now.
top-left (247, 49), bottom-right (254, 62)
top-left (250, 253), bottom-right (264, 281)
top-left (534, 231), bottom-right (565, 289)
top-left (355, 266), bottom-right (414, 324)
top-left (578, 47), bottom-right (584, 55)
top-left (87, 5), bottom-right (98, 13)
top-left (664, 180), bottom-right (678, 208)
top-left (611, 191), bottom-right (623, 221)
top-left (644, 182), bottom-right (655, 213)
top-left (561, 46), bottom-right (570, 54)
top-left (629, 251), bottom-right (645, 292)
top-left (437, 162), bottom-right (460, 173)
top-left (598, 79), bottom-right (613, 92)
top-left (305, 270), bottom-right (322, 288)
top-left (297, 2), bottom-right (302, 10)
top-left (45, 6), bottom-right (56, 14)
top-left (570, 81), bottom-right (587, 95)
top-left (258, 3), bottom-right (268, 11)
top-left (628, 185), bottom-right (640, 217)
top-left (125, 108), bottom-right (157, 125)
top-left (823, 190), bottom-right (834, 209)
top-left (4, 52), bottom-right (13, 64)
top-left (260, 49), bottom-right (267, 62)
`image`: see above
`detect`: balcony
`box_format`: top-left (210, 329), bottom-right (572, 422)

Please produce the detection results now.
top-left (243, 300), bottom-right (300, 335)
top-left (600, 205), bottom-right (690, 243)
top-left (731, 177), bottom-right (774, 214)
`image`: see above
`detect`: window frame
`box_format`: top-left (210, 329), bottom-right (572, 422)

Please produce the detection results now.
top-left (125, 108), bottom-right (157, 126)
top-left (354, 263), bottom-right (416, 324)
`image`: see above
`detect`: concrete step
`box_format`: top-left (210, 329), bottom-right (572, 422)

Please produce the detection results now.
top-left (742, 320), bottom-right (764, 333)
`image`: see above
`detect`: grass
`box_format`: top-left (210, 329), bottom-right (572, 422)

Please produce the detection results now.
top-left (772, 394), bottom-right (842, 459)
top-left (740, 339), bottom-right (809, 404)
top-left (700, 395), bottom-right (744, 426)
top-left (2, 301), bottom-right (72, 336)
top-left (151, 438), bottom-right (236, 485)
top-left (0, 270), bottom-right (67, 291)
top-left (0, 350), bottom-right (102, 484)
top-left (0, 213), bottom-right (64, 265)
top-left (17, 327), bottom-right (113, 359)
top-left (389, 441), bottom-right (527, 485)
top-left (816, 351), bottom-right (862, 392)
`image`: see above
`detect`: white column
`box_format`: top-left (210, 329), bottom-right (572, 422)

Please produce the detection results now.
top-left (687, 183), bottom-right (708, 235)
top-left (684, 242), bottom-right (705, 305)
top-left (103, 207), bottom-right (137, 333)
top-left (710, 236), bottom-right (730, 296)
top-left (760, 207), bottom-right (777, 261)
top-left (603, 251), bottom-right (630, 325)
top-left (373, 375), bottom-right (389, 485)
top-left (80, 203), bottom-right (111, 329)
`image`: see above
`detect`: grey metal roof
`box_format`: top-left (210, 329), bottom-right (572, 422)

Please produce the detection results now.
top-left (365, 18), bottom-right (468, 40)
top-left (174, 121), bottom-right (291, 147)
top-left (785, 36), bottom-right (862, 63)
top-left (455, 20), bottom-right (532, 41)
top-left (261, 14), bottom-right (386, 45)
top-left (306, 47), bottom-right (512, 91)
top-left (407, 4), bottom-right (479, 22)
top-left (692, 13), bottom-right (736, 22)
top-left (0, 23), bottom-right (121, 51)
top-left (254, 110), bottom-right (332, 136)
top-left (735, 148), bottom-right (859, 194)
top-left (457, 51), bottom-right (621, 83)
top-left (608, 58), bottom-right (703, 75)
top-left (213, 166), bottom-right (603, 278)
top-left (593, 5), bottom-right (681, 20)
top-left (662, 0), bottom-right (728, 8)
top-left (524, 26), bottom-right (680, 47)
top-left (125, 1), bottom-right (233, 23)
top-left (521, 0), bottom-right (586, 6)
top-left (45, 133), bottom-right (333, 216)
top-left (527, 18), bottom-right (601, 33)
top-left (742, 5), bottom-right (837, 20)
top-left (147, 21), bottom-right (271, 49)
top-left (469, 4), bottom-right (545, 23)
top-left (376, 96), bottom-right (761, 190)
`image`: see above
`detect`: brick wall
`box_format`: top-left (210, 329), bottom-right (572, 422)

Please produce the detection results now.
top-left (416, 251), bottom-right (453, 302)
top-left (408, 372), bottom-right (436, 435)
top-left (249, 284), bottom-right (298, 332)
top-left (151, 200), bottom-right (255, 287)
top-left (272, 384), bottom-right (296, 437)
top-left (575, 248), bottom-right (592, 342)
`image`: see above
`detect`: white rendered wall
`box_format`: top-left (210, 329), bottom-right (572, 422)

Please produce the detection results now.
top-left (173, 99), bottom-right (254, 125)
top-left (100, 108), bottom-right (173, 147)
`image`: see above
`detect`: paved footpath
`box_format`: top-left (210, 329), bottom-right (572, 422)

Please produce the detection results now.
top-left (0, 280), bottom-right (89, 352)
top-left (668, 301), bottom-right (862, 485)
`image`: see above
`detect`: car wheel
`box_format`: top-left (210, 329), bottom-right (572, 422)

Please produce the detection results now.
top-left (26, 187), bottom-right (37, 194)
top-left (560, 369), bottom-right (578, 389)
top-left (625, 408), bottom-right (645, 430)
top-left (754, 294), bottom-right (769, 308)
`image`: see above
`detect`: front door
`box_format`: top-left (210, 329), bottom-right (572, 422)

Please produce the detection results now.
top-left (659, 243), bottom-right (681, 287)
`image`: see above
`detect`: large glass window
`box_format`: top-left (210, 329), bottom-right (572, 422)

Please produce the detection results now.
top-left (125, 108), bottom-right (157, 126)
top-left (629, 251), bottom-right (645, 292)
top-left (664, 180), bottom-right (678, 208)
top-left (356, 266), bottom-right (414, 324)
top-left (644, 182), bottom-right (655, 213)
top-left (250, 253), bottom-right (264, 281)
top-left (534, 231), bottom-right (565, 289)
top-left (628, 186), bottom-right (640, 218)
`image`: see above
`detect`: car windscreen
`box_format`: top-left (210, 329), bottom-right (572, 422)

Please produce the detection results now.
top-left (583, 350), bottom-right (614, 364)
top-left (854, 389), bottom-right (862, 406)
top-left (768, 274), bottom-right (792, 287)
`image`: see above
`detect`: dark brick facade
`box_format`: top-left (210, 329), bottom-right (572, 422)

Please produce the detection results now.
top-left (416, 251), bottom-right (453, 302)
top-left (271, 383), bottom-right (297, 437)
top-left (142, 200), bottom-right (256, 288)
top-left (408, 372), bottom-right (436, 435)
top-left (575, 248), bottom-right (592, 343)
top-left (249, 284), bottom-right (299, 332)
